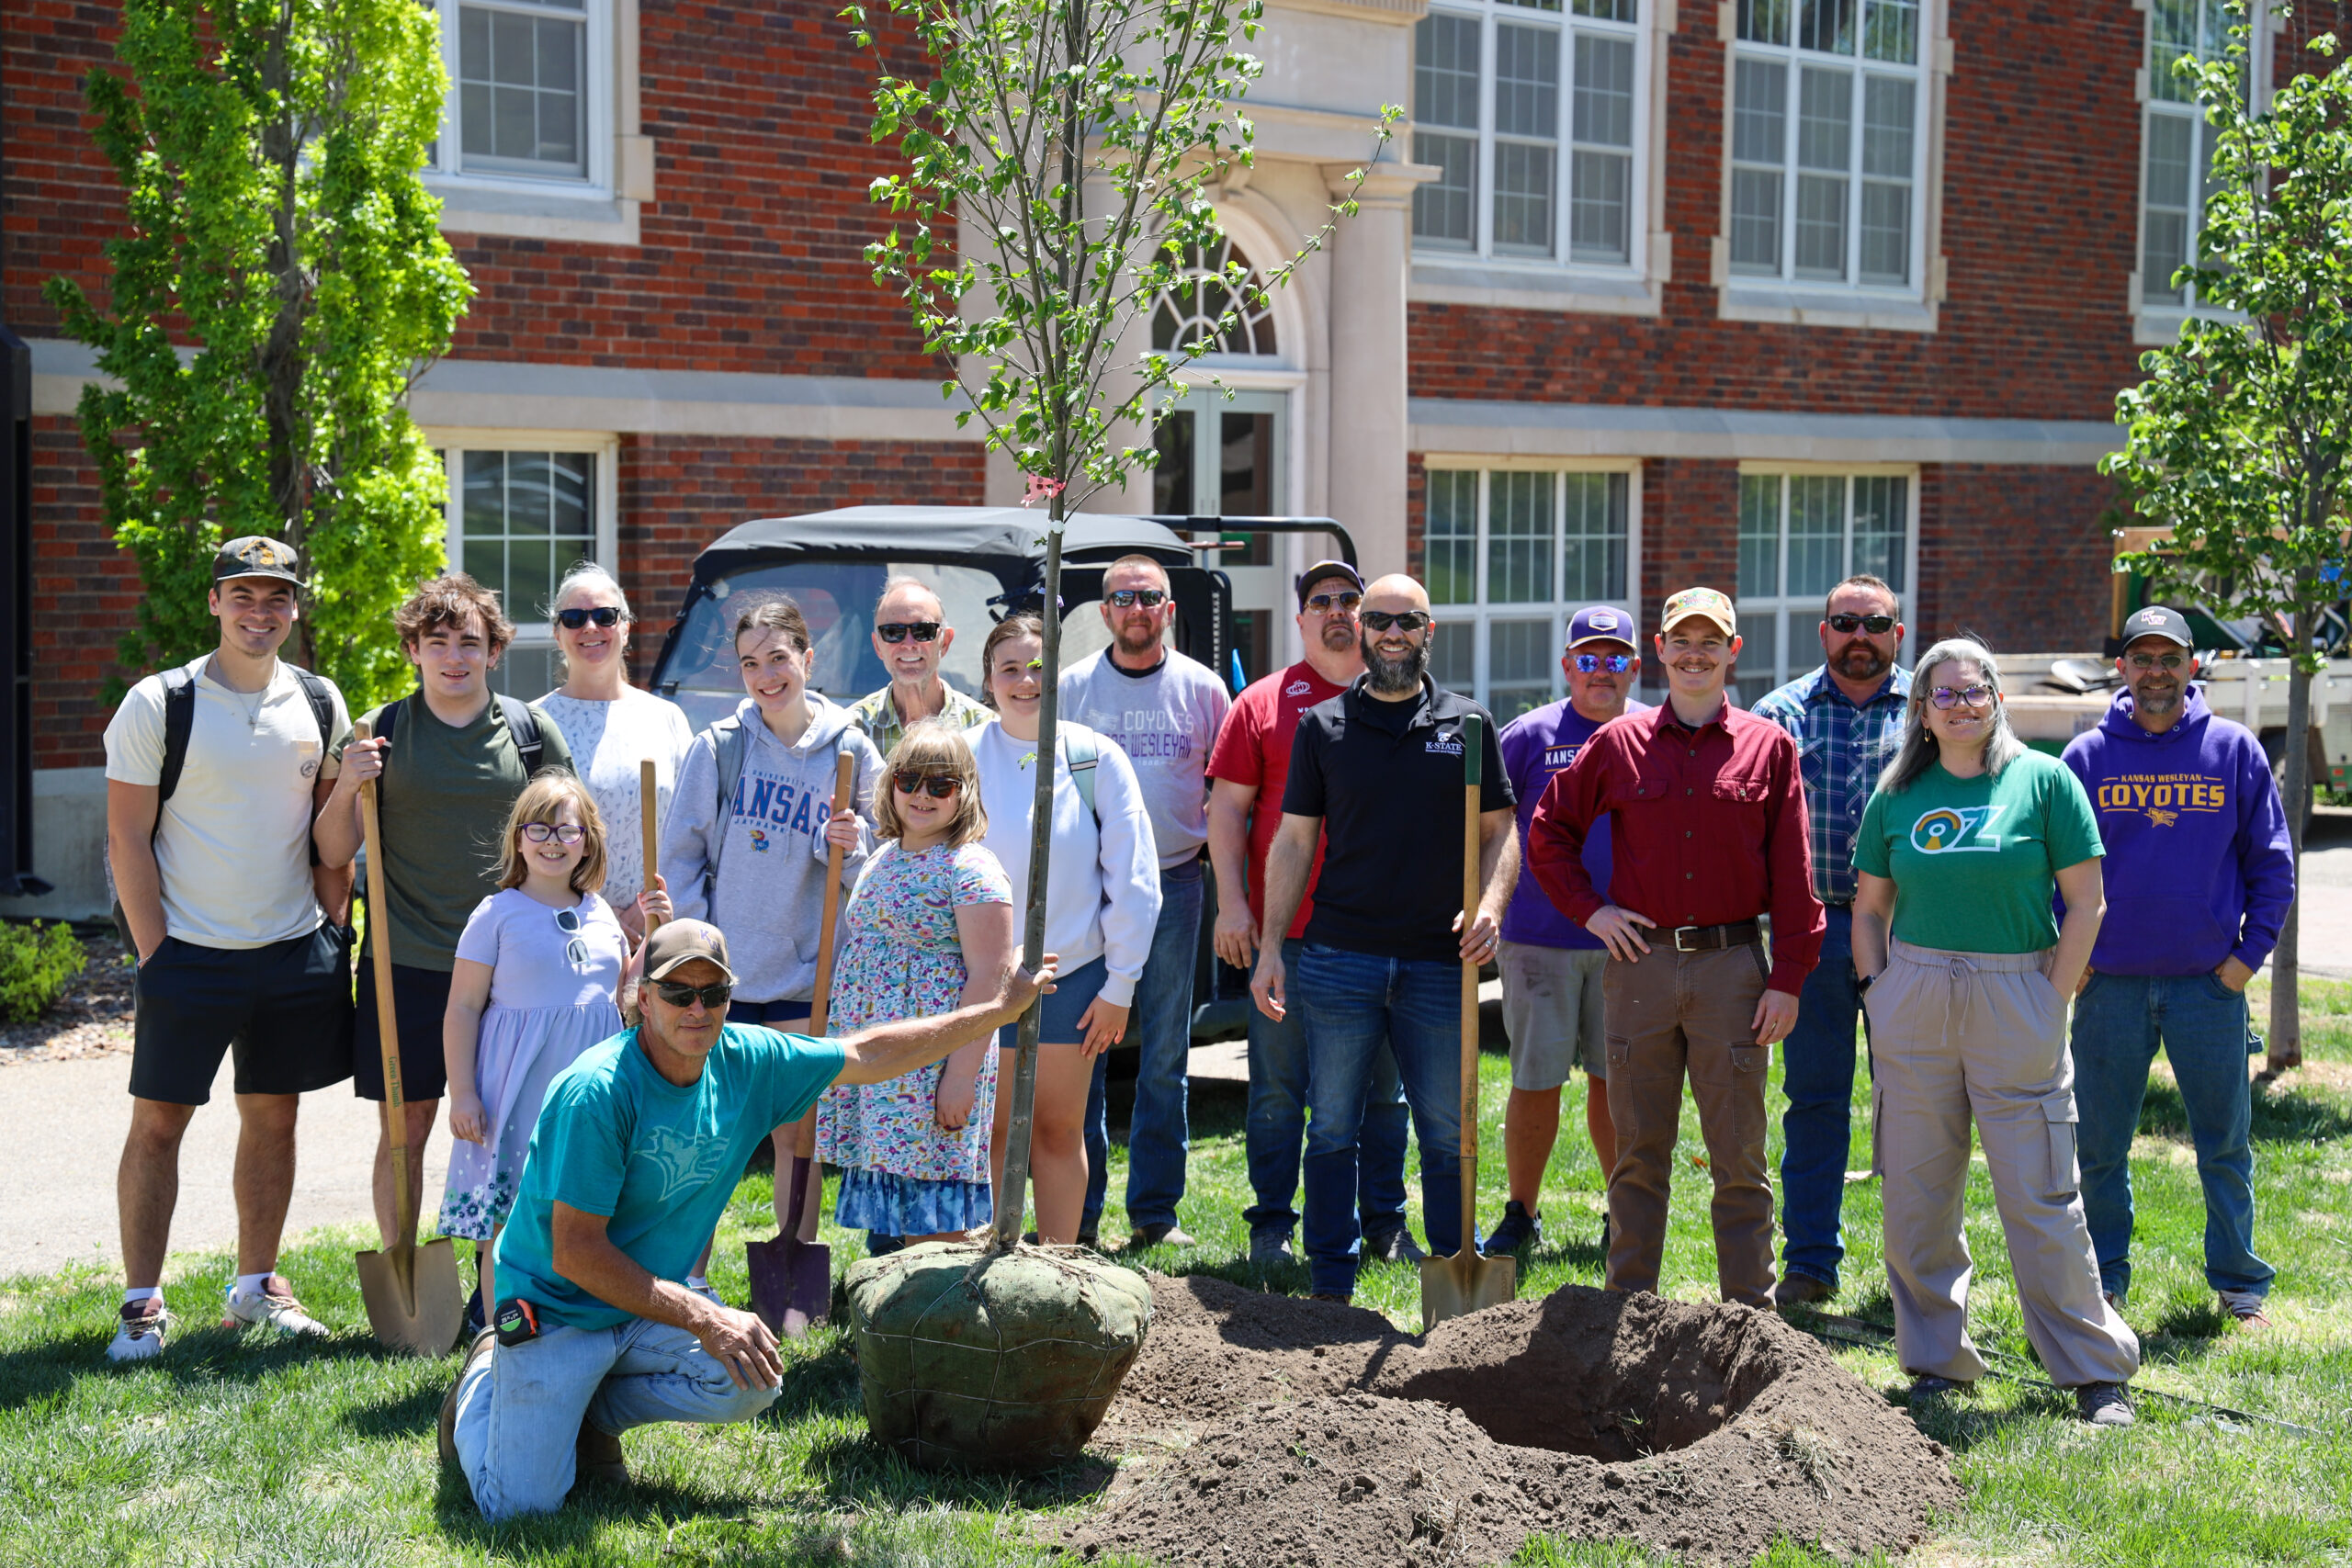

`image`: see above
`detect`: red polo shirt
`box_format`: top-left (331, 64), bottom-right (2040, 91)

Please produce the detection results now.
top-left (1529, 698), bottom-right (1824, 994)
top-left (1205, 660), bottom-right (1346, 941)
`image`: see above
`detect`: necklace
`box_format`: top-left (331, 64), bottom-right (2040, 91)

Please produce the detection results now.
top-left (207, 656), bottom-right (271, 729)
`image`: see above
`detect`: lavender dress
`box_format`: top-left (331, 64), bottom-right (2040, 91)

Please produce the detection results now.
top-left (436, 887), bottom-right (628, 1239)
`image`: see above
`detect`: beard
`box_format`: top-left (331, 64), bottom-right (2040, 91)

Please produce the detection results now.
top-left (1831, 640), bottom-right (1892, 682)
top-left (1363, 634), bottom-right (1430, 695)
top-left (1114, 619), bottom-right (1163, 660)
top-left (2133, 679), bottom-right (2184, 716)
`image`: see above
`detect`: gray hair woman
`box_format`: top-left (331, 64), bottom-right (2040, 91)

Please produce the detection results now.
top-left (1849, 636), bottom-right (2142, 1426)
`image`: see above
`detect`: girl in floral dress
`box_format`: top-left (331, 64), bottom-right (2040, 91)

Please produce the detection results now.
top-left (815, 722), bottom-right (1016, 1244)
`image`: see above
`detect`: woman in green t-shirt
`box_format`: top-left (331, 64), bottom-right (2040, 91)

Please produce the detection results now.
top-left (1851, 637), bottom-right (2141, 1427)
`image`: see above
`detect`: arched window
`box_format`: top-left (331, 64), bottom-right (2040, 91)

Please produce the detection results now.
top-left (1150, 239), bottom-right (1279, 357)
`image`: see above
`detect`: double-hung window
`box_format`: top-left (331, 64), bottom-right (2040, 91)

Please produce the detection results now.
top-left (1732, 469), bottom-right (1911, 705)
top-left (432, 441), bottom-right (619, 697)
top-left (424, 0), bottom-right (605, 187)
top-left (1425, 468), bottom-right (1638, 720)
top-left (1727, 0), bottom-right (1926, 294)
top-left (2141, 0), bottom-right (2263, 316)
top-left (1412, 0), bottom-right (1645, 268)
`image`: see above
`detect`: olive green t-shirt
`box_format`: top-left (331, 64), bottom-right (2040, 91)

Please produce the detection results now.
top-left (1853, 750), bottom-right (2103, 954)
top-left (334, 695), bottom-right (573, 971)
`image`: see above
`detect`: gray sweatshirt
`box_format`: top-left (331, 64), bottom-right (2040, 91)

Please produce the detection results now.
top-left (661, 694), bottom-right (884, 1005)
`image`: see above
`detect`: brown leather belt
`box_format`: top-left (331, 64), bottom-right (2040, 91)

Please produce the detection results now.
top-left (1670, 920), bottom-right (1760, 953)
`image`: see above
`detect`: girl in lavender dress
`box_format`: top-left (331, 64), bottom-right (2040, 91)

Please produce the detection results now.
top-left (814, 723), bottom-right (1016, 1243)
top-left (439, 773), bottom-right (670, 1307)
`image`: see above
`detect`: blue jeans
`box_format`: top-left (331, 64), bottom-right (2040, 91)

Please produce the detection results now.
top-left (1779, 904), bottom-right (1868, 1288)
top-left (1082, 860), bottom-right (1204, 1234)
top-left (453, 1314), bottom-right (778, 1521)
top-left (1245, 937), bottom-right (1411, 1243)
top-left (1296, 943), bottom-right (1470, 1298)
top-left (2072, 970), bottom-right (2275, 1302)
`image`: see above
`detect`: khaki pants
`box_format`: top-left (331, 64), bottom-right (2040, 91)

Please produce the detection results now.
top-left (1600, 941), bottom-right (1775, 1306)
top-left (1868, 937), bottom-right (2141, 1387)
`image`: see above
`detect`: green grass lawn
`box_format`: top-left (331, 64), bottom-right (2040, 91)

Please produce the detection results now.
top-left (5, 983), bottom-right (2351, 1566)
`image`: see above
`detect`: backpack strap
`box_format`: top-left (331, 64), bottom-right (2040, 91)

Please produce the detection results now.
top-left (497, 694), bottom-right (545, 775)
top-left (712, 716), bottom-right (752, 825)
top-left (292, 668), bottom-right (336, 750)
top-left (1057, 726), bottom-right (1101, 827)
top-left (151, 667), bottom-right (198, 829)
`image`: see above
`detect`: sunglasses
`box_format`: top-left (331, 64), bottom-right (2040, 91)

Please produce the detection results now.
top-left (1107, 588), bottom-right (1169, 609)
top-left (556, 606), bottom-right (623, 630)
top-left (2124, 651), bottom-right (2188, 672)
top-left (1304, 590), bottom-right (1363, 615)
top-left (1928, 684), bottom-right (1996, 710)
top-left (1361, 610), bottom-right (1432, 633)
top-left (552, 906), bottom-right (589, 966)
top-left (522, 821), bottom-right (586, 845)
top-left (650, 978), bottom-right (733, 1010)
top-left (1573, 652), bottom-right (1635, 674)
top-left (893, 771), bottom-right (962, 799)
top-left (1826, 613), bottom-right (1896, 635)
top-left (877, 621), bottom-right (942, 644)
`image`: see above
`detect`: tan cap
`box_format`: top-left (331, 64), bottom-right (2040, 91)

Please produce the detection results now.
top-left (1659, 586), bottom-right (1736, 637)
top-left (642, 919), bottom-right (737, 984)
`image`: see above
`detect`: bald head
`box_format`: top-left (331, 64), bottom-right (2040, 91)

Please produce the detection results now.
top-left (1363, 574), bottom-right (1430, 616)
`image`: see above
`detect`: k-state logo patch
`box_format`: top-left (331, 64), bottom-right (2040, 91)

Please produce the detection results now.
top-left (1909, 805), bottom-right (2006, 853)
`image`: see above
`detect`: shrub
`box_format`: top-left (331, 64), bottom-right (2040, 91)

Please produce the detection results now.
top-left (0, 920), bottom-right (87, 1024)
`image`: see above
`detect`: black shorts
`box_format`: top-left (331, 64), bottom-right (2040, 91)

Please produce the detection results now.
top-left (130, 926), bottom-right (356, 1105)
top-left (354, 958), bottom-right (456, 1103)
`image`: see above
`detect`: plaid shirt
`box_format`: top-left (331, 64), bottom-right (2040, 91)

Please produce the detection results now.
top-left (1750, 663), bottom-right (1912, 906)
top-left (846, 681), bottom-right (994, 758)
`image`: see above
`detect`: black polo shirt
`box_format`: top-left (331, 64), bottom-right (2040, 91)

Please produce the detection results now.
top-left (1281, 675), bottom-right (1513, 963)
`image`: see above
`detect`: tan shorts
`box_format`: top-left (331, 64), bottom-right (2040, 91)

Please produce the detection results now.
top-left (1498, 941), bottom-right (1609, 1090)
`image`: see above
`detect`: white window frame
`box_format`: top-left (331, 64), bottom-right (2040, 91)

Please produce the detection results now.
top-left (1713, 0), bottom-right (1951, 332)
top-left (1729, 462), bottom-right (1918, 705)
top-left (2131, 0), bottom-right (2275, 344)
top-left (1419, 458), bottom-right (1645, 719)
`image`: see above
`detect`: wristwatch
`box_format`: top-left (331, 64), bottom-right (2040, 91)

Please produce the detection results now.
top-left (1856, 973), bottom-right (1875, 995)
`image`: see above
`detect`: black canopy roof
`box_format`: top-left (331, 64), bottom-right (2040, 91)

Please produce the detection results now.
top-left (689, 505), bottom-right (1194, 587)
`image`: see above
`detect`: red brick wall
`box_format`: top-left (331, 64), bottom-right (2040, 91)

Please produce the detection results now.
top-left (1917, 464), bottom-right (2117, 656)
top-left (28, 420), bottom-right (141, 771)
top-left (5, 2), bottom-right (128, 334)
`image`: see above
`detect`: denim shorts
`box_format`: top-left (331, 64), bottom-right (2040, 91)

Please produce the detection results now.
top-left (994, 955), bottom-right (1110, 1049)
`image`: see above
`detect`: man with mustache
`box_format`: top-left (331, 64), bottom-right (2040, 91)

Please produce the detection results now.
top-left (2062, 605), bottom-right (2292, 1332)
top-left (1251, 574), bottom-right (1518, 1303)
top-left (1749, 573), bottom-right (1913, 1307)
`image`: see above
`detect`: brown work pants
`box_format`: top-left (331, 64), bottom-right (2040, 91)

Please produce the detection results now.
top-left (1600, 940), bottom-right (1774, 1306)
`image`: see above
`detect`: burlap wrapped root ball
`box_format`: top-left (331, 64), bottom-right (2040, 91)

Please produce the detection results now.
top-left (846, 1240), bottom-right (1154, 1472)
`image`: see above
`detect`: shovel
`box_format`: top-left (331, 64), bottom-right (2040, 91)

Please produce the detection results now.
top-left (1421, 712), bottom-right (1516, 1334)
top-left (746, 749), bottom-right (855, 1335)
top-left (351, 717), bottom-right (468, 1357)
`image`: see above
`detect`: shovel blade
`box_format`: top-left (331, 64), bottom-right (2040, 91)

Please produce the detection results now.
top-left (356, 1236), bottom-right (468, 1357)
top-left (1419, 1248), bottom-right (1517, 1334)
top-left (745, 1235), bottom-right (831, 1337)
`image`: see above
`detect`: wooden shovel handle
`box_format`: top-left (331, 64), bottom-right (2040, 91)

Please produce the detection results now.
top-left (639, 758), bottom-right (662, 935)
top-left (1460, 714), bottom-right (1484, 1255)
top-left (356, 718), bottom-right (414, 1248)
top-left (787, 750), bottom-right (857, 1182)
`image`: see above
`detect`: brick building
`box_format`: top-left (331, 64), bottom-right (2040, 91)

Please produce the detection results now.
top-left (0, 0), bottom-right (2306, 913)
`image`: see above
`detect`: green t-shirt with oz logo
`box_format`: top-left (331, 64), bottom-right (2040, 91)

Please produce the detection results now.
top-left (1853, 750), bottom-right (2104, 954)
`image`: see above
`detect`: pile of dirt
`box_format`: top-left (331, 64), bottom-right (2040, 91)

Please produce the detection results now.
top-left (1069, 1274), bottom-right (1958, 1567)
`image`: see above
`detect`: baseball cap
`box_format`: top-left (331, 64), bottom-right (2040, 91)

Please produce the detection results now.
top-left (1295, 559), bottom-right (1365, 607)
top-left (642, 919), bottom-right (738, 985)
top-left (213, 536), bottom-right (303, 588)
top-left (2119, 605), bottom-right (2194, 650)
top-left (1566, 605), bottom-right (1635, 649)
top-left (1659, 586), bottom-right (1736, 637)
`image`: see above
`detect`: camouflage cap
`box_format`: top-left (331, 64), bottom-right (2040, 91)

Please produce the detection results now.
top-left (213, 536), bottom-right (304, 588)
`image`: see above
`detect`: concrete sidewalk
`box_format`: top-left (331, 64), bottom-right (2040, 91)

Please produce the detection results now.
top-left (0, 1051), bottom-right (450, 1283)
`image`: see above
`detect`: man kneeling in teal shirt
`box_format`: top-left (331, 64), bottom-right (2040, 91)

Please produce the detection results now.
top-left (439, 918), bottom-right (1053, 1520)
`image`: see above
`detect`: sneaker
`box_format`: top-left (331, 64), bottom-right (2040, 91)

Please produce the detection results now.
top-left (1364, 1227), bottom-right (1426, 1265)
top-left (1127, 1223), bottom-right (1196, 1250)
top-left (2075, 1382), bottom-right (2134, 1427)
top-left (1250, 1232), bottom-right (1294, 1265)
top-left (221, 1276), bottom-right (328, 1338)
top-left (2219, 1289), bottom-right (2271, 1332)
top-left (107, 1298), bottom-right (171, 1364)
top-left (1482, 1201), bottom-right (1542, 1258)
top-left (1076, 1229), bottom-right (1102, 1252)
top-left (1906, 1372), bottom-right (1971, 1401)
top-left (1772, 1272), bottom-right (1836, 1310)
top-left (574, 1417), bottom-right (629, 1490)
top-left (440, 1328), bottom-right (497, 1468)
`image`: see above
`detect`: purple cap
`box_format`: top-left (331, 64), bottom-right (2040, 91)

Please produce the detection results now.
top-left (1566, 604), bottom-right (1636, 649)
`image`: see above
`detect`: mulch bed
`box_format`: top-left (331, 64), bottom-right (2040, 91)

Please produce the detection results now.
top-left (0, 927), bottom-right (136, 1065)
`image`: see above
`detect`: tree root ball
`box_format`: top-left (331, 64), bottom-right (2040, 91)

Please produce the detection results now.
top-left (846, 1240), bottom-right (1154, 1472)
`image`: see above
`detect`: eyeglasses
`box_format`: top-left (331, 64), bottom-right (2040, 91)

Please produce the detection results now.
top-left (1361, 610), bottom-right (1432, 633)
top-left (1304, 591), bottom-right (1363, 615)
top-left (1826, 613), bottom-right (1897, 636)
top-left (1928, 684), bottom-right (1996, 710)
top-left (650, 978), bottom-right (733, 1010)
top-left (552, 906), bottom-right (589, 966)
top-left (893, 771), bottom-right (962, 799)
top-left (2124, 651), bottom-right (2188, 673)
top-left (876, 621), bottom-right (942, 644)
top-left (521, 822), bottom-right (586, 845)
top-left (1573, 652), bottom-right (1635, 674)
top-left (1106, 588), bottom-right (1169, 609)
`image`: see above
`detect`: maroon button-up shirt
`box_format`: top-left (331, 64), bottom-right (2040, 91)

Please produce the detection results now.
top-left (1529, 698), bottom-right (1825, 994)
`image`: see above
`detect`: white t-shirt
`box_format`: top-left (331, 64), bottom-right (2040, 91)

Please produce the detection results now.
top-left (1057, 648), bottom-right (1229, 869)
top-left (535, 686), bottom-right (695, 908)
top-left (103, 655), bottom-right (352, 949)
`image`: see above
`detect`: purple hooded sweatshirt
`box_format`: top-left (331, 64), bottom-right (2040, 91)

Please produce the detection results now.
top-left (2060, 684), bottom-right (2295, 976)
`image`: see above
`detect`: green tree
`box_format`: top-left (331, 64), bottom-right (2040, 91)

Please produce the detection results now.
top-left (848, 0), bottom-right (1392, 1244)
top-left (45, 0), bottom-right (470, 711)
top-left (2103, 3), bottom-right (2352, 1071)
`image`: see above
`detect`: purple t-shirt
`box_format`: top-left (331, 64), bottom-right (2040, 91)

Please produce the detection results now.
top-left (1499, 699), bottom-right (1647, 948)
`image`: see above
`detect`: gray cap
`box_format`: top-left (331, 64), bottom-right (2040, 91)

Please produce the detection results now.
top-left (642, 919), bottom-right (737, 984)
top-left (2120, 605), bottom-right (2194, 650)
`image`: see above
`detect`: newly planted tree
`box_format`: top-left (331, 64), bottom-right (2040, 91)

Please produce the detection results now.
top-left (2104, 3), bottom-right (2352, 1070)
top-left (47, 0), bottom-right (469, 711)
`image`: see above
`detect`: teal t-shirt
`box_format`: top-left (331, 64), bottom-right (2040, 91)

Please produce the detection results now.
top-left (1853, 751), bottom-right (2104, 954)
top-left (494, 1024), bottom-right (845, 1329)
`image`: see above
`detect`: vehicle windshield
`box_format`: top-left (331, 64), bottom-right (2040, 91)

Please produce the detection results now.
top-left (661, 560), bottom-right (1113, 733)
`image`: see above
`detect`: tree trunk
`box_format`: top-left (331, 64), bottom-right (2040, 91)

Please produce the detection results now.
top-left (2267, 611), bottom-right (2311, 1075)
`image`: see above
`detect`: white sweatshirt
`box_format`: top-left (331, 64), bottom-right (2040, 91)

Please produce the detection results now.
top-left (972, 718), bottom-right (1161, 1006)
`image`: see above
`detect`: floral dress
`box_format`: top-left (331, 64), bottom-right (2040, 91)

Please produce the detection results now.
top-left (814, 839), bottom-right (1013, 1235)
